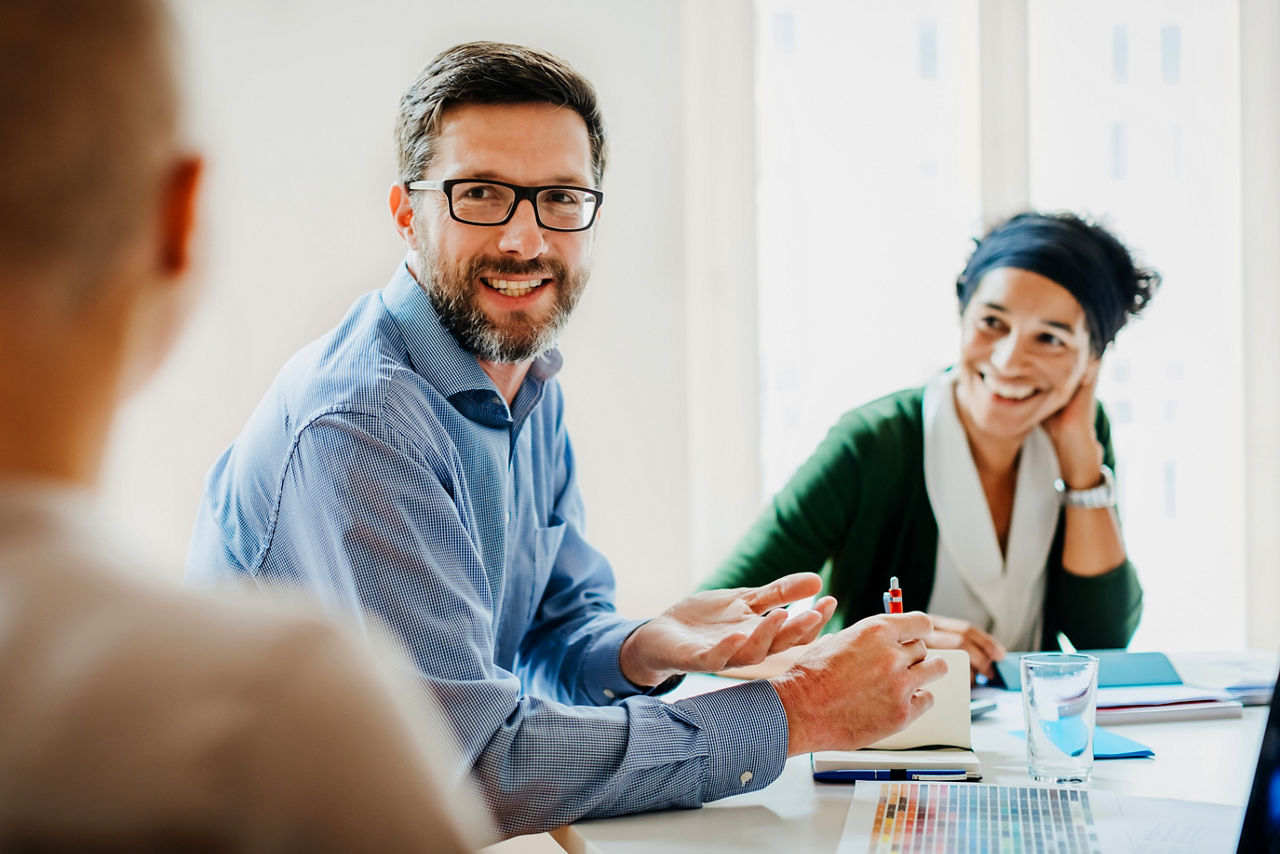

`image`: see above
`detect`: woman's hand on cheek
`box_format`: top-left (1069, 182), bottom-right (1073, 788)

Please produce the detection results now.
top-left (1044, 361), bottom-right (1105, 485)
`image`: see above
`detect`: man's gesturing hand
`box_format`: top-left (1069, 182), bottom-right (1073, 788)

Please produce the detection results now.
top-left (618, 573), bottom-right (837, 688)
top-left (768, 612), bottom-right (948, 756)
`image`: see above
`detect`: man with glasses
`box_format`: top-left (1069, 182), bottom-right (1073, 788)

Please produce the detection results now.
top-left (188, 41), bottom-right (945, 837)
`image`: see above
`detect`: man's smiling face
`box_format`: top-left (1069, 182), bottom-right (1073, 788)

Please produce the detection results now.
top-left (410, 101), bottom-right (597, 363)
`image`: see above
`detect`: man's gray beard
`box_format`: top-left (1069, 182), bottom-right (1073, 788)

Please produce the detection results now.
top-left (415, 245), bottom-right (587, 363)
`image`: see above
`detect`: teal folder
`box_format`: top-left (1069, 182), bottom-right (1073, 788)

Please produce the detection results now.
top-left (991, 650), bottom-right (1181, 691)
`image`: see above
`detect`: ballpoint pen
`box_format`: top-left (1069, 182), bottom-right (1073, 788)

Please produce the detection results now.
top-left (884, 576), bottom-right (903, 614)
top-left (812, 769), bottom-right (974, 783)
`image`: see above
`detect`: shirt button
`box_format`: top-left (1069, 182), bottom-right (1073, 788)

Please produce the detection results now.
top-left (505, 510), bottom-right (512, 525)
top-left (739, 771), bottom-right (754, 786)
top-left (603, 689), bottom-right (615, 699)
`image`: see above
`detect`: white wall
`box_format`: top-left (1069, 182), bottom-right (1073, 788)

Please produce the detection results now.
top-left (100, 0), bottom-right (701, 618)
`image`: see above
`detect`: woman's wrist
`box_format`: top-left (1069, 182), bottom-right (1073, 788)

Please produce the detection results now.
top-left (1053, 435), bottom-right (1104, 489)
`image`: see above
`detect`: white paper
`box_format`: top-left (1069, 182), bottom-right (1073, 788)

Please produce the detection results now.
top-left (866, 649), bottom-right (972, 750)
top-left (1117, 795), bottom-right (1243, 854)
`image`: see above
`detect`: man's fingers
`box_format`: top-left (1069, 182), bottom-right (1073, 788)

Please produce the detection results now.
top-left (907, 688), bottom-right (935, 721)
top-left (766, 609), bottom-right (824, 653)
top-left (743, 572), bottom-right (823, 613)
top-left (724, 607), bottom-right (788, 665)
top-left (900, 637), bottom-right (928, 664)
top-left (909, 654), bottom-right (949, 688)
top-left (813, 595), bottom-right (837, 622)
top-left (884, 611), bottom-right (933, 642)
top-left (764, 596), bottom-right (837, 652)
top-left (698, 631), bottom-right (749, 671)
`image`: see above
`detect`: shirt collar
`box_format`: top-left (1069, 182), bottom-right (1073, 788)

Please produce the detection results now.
top-left (380, 259), bottom-right (564, 429)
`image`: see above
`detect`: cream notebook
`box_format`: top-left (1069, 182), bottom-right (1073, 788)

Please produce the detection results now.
top-left (812, 649), bottom-right (980, 777)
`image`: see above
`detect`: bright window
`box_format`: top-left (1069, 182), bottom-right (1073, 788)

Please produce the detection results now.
top-left (1027, 1), bottom-right (1245, 650)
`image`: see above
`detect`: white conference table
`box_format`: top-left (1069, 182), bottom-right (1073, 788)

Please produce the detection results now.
top-left (558, 667), bottom-right (1268, 853)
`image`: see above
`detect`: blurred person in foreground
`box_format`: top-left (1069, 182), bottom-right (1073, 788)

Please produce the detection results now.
top-left (0, 1), bottom-right (486, 849)
top-left (705, 212), bottom-right (1157, 681)
top-left (187, 40), bottom-right (947, 837)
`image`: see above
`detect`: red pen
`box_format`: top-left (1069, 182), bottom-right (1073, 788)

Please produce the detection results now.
top-left (884, 576), bottom-right (903, 614)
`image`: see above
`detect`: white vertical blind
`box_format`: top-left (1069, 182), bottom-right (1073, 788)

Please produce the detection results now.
top-left (754, 0), bottom-right (982, 498)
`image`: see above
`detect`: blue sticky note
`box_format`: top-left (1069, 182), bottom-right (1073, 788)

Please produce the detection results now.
top-left (1092, 727), bottom-right (1155, 759)
top-left (1011, 727), bottom-right (1154, 759)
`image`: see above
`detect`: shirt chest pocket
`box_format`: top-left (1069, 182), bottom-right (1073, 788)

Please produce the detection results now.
top-left (527, 514), bottom-right (567, 615)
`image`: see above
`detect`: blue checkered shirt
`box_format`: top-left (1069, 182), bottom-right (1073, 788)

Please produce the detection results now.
top-left (186, 263), bottom-right (788, 835)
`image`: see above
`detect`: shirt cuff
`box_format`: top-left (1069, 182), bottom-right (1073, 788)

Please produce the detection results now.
top-left (671, 678), bottom-right (789, 802)
top-left (579, 616), bottom-right (663, 704)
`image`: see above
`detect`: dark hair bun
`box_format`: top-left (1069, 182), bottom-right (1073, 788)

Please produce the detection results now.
top-left (955, 212), bottom-right (1160, 356)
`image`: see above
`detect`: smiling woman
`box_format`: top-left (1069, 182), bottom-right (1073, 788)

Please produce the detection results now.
top-left (703, 212), bottom-right (1160, 681)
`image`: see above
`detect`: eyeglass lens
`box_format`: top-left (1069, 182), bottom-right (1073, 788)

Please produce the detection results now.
top-left (449, 181), bottom-right (598, 230)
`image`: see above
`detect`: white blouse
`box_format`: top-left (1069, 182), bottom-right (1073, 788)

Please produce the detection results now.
top-left (922, 369), bottom-right (1061, 651)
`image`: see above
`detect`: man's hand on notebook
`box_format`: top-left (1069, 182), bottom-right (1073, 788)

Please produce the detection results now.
top-left (617, 572), bottom-right (837, 688)
top-left (768, 612), bottom-right (948, 757)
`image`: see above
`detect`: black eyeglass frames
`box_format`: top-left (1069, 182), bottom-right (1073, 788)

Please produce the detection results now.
top-left (407, 178), bottom-right (603, 232)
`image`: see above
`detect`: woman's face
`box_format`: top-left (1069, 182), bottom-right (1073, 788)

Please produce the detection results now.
top-left (956, 267), bottom-right (1094, 442)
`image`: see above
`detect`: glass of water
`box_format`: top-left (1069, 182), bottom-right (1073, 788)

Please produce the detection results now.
top-left (1021, 652), bottom-right (1100, 785)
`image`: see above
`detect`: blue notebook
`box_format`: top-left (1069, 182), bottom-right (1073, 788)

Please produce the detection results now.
top-left (991, 650), bottom-right (1181, 691)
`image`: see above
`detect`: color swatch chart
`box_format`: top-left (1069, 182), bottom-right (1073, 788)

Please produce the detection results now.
top-left (866, 782), bottom-right (1104, 853)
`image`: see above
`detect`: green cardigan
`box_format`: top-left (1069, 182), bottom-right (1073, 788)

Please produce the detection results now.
top-left (704, 387), bottom-right (1143, 651)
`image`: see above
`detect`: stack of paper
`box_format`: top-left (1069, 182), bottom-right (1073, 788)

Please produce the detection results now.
top-left (1095, 685), bottom-right (1243, 725)
top-left (1172, 650), bottom-right (1277, 706)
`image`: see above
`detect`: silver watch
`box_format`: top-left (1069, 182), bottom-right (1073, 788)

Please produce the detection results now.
top-left (1055, 465), bottom-right (1116, 509)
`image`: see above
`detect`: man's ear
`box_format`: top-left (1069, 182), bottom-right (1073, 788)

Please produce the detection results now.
top-left (160, 156), bottom-right (203, 277)
top-left (389, 183), bottom-right (417, 246)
